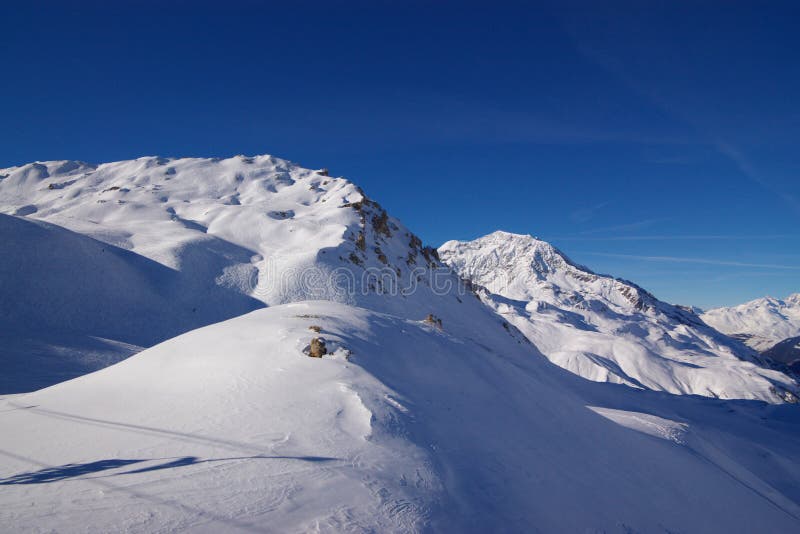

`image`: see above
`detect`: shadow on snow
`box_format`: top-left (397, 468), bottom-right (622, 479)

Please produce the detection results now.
top-left (0, 454), bottom-right (337, 485)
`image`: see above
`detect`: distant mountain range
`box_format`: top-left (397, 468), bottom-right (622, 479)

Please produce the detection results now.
top-left (702, 294), bottom-right (800, 370)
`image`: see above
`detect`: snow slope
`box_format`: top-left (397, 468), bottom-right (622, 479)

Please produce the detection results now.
top-left (439, 231), bottom-right (798, 403)
top-left (702, 294), bottom-right (800, 353)
top-left (0, 213), bottom-right (264, 393)
top-left (2, 300), bottom-right (799, 533)
top-left (0, 155), bottom-right (465, 391)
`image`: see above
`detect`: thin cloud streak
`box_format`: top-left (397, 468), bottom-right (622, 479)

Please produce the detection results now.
top-left (554, 234), bottom-right (800, 242)
top-left (570, 201), bottom-right (612, 223)
top-left (714, 140), bottom-right (800, 214)
top-left (561, 20), bottom-right (800, 216)
top-left (578, 218), bottom-right (669, 235)
top-left (582, 252), bottom-right (800, 270)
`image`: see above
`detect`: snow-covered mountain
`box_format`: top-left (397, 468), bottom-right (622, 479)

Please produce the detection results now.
top-left (0, 155), bottom-right (477, 391)
top-left (439, 231), bottom-right (798, 403)
top-left (0, 156), bottom-right (795, 401)
top-left (2, 155), bottom-right (800, 531)
top-left (702, 294), bottom-right (800, 353)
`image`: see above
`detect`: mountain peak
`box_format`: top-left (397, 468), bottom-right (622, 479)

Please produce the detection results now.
top-left (440, 231), bottom-right (602, 304)
top-left (440, 232), bottom-right (797, 403)
top-left (481, 229), bottom-right (541, 241)
top-left (0, 154), bottom-right (455, 311)
top-left (702, 293), bottom-right (800, 352)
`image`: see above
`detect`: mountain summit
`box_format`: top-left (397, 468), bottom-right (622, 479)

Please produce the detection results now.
top-left (440, 231), bottom-right (798, 403)
top-left (0, 155), bottom-right (478, 390)
top-left (702, 294), bottom-right (800, 351)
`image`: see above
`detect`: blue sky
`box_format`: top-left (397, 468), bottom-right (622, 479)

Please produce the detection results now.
top-left (2, 1), bottom-right (798, 308)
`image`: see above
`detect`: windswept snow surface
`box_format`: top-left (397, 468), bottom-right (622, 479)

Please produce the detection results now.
top-left (702, 294), bottom-right (800, 353)
top-left (0, 213), bottom-right (263, 393)
top-left (2, 301), bottom-right (800, 533)
top-left (0, 155), bottom-right (462, 392)
top-left (439, 231), bottom-right (798, 403)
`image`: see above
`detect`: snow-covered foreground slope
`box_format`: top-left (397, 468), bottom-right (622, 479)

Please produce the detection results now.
top-left (0, 155), bottom-right (463, 391)
top-left (703, 294), bottom-right (800, 353)
top-left (439, 231), bottom-right (798, 403)
top-left (2, 300), bottom-right (800, 533)
top-left (0, 213), bottom-right (263, 393)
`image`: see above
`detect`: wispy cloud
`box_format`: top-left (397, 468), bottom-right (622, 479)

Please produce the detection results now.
top-left (714, 140), bottom-right (800, 214)
top-left (570, 201), bottom-right (612, 223)
top-left (554, 234), bottom-right (800, 242)
top-left (562, 23), bottom-right (800, 216)
top-left (644, 154), bottom-right (695, 165)
top-left (583, 252), bottom-right (800, 270)
top-left (578, 217), bottom-right (668, 235)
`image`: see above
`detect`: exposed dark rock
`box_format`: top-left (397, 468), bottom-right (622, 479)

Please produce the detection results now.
top-left (371, 209), bottom-right (391, 238)
top-left (423, 314), bottom-right (443, 329)
top-left (309, 337), bottom-right (327, 358)
top-left (421, 246), bottom-right (439, 267)
top-left (349, 252), bottom-right (363, 266)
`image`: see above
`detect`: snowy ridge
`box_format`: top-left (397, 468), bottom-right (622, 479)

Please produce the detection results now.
top-left (702, 294), bottom-right (800, 352)
top-left (439, 231), bottom-right (798, 403)
top-left (440, 230), bottom-right (662, 311)
top-left (0, 155), bottom-right (480, 390)
top-left (0, 155), bottom-right (450, 312)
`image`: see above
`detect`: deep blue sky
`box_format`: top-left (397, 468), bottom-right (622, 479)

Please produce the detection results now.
top-left (2, 1), bottom-right (799, 308)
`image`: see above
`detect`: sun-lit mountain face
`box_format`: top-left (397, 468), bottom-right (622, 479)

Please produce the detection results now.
top-left (702, 294), bottom-right (800, 351)
top-left (440, 231), bottom-right (798, 403)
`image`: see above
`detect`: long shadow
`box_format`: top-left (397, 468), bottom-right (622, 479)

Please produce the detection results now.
top-left (0, 454), bottom-right (337, 485)
top-left (0, 459), bottom-right (142, 484)
top-left (8, 403), bottom-right (276, 455)
top-left (0, 449), bottom-right (279, 533)
top-left (0, 404), bottom-right (37, 413)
